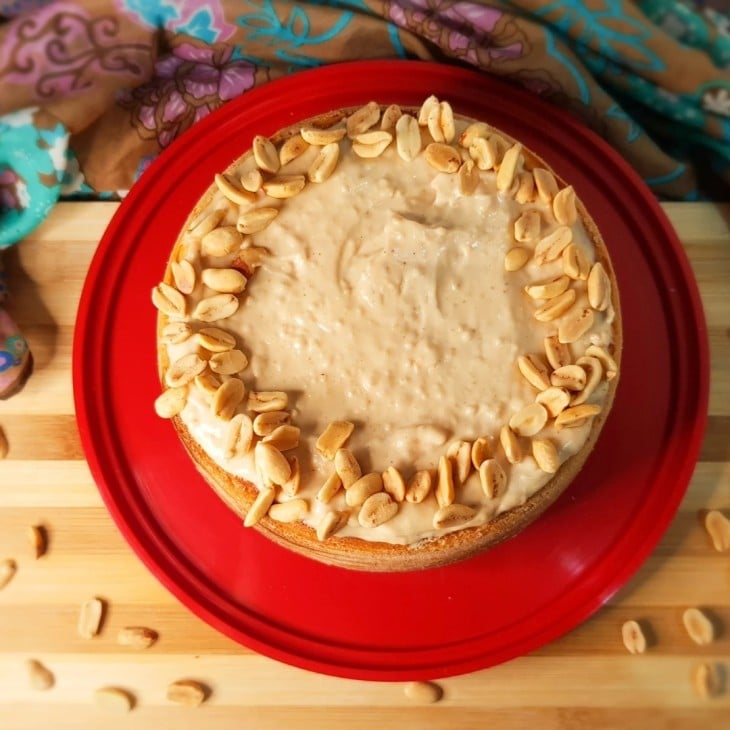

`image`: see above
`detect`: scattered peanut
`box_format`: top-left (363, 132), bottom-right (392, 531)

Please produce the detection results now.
top-left (458, 159), bottom-right (479, 195)
top-left (334, 448), bottom-right (362, 488)
top-left (588, 262), bottom-right (611, 311)
top-left (544, 334), bottom-right (572, 370)
top-left (352, 130), bottom-right (392, 159)
top-left (346, 473), bottom-right (384, 508)
top-left (382, 466), bottom-right (406, 502)
top-left (424, 143), bottom-right (461, 173)
top-left (252, 135), bottom-right (280, 173)
top-left (691, 663), bottom-right (725, 699)
top-left (152, 281), bottom-right (186, 317)
top-left (254, 443), bottom-right (291, 486)
top-left (404, 680), bottom-right (443, 704)
top-left (559, 306), bottom-right (594, 344)
top-left (509, 403), bottom-right (548, 438)
top-left (211, 378), bottom-right (246, 421)
top-left (436, 455), bottom-right (455, 507)
top-left (261, 424), bottom-right (300, 451)
top-left (532, 439), bottom-right (559, 474)
top-left (244, 486), bottom-right (276, 527)
top-left (248, 390), bottom-right (288, 413)
top-left (77, 597), bottom-right (105, 639)
top-left (308, 142), bottom-right (340, 183)
top-left (471, 437), bottom-right (491, 469)
top-left (300, 126), bottom-right (346, 146)
top-left (192, 293), bottom-right (239, 322)
top-left (196, 327), bottom-right (236, 352)
top-left (117, 626), bottom-right (158, 649)
top-left (171, 259), bottom-right (196, 294)
top-left (504, 246), bottom-right (531, 272)
top-left (359, 492), bottom-right (398, 528)
top-left (553, 185), bottom-right (577, 225)
top-left (703, 510), bottom-right (730, 552)
top-left (236, 206), bottom-right (279, 235)
top-left (347, 101), bottom-right (380, 138)
top-left (405, 470), bottom-right (432, 504)
top-left (683, 607), bottom-right (715, 645)
top-left (209, 349), bottom-right (248, 375)
top-left (263, 174), bottom-right (307, 199)
top-left (253, 411), bottom-right (291, 437)
top-left (316, 510), bottom-right (349, 541)
top-left (279, 136), bottom-right (309, 166)
top-left (433, 503), bottom-right (476, 530)
top-left (201, 226), bottom-right (242, 258)
top-left (555, 404), bottom-right (601, 429)
top-left (536, 386), bottom-right (571, 418)
top-left (525, 275), bottom-right (570, 301)
top-left (533, 288), bottom-right (576, 322)
top-left (27, 659), bottom-right (54, 690)
top-left (27, 525), bottom-right (47, 559)
top-left (160, 321), bottom-right (192, 344)
top-left (534, 226), bottom-right (573, 265)
top-left (316, 420), bottom-right (355, 460)
top-left (621, 620), bottom-right (648, 655)
top-left (0, 559), bottom-right (17, 590)
top-left (167, 680), bottom-right (208, 707)
top-left (562, 242), bottom-right (590, 280)
top-left (517, 353), bottom-right (551, 391)
top-left (496, 143), bottom-right (522, 191)
top-left (94, 687), bottom-right (135, 712)
top-left (214, 172), bottom-right (255, 205)
top-left (268, 498), bottom-right (308, 523)
top-left (551, 364), bottom-right (587, 392)
top-left (280, 456), bottom-right (301, 497)
top-left (395, 113), bottom-right (422, 162)
top-left (479, 459), bottom-right (506, 498)
top-left (195, 372), bottom-right (221, 399)
top-left (533, 167), bottom-right (558, 203)
top-left (500, 425), bottom-right (522, 464)
top-left (317, 472), bottom-right (342, 504)
top-left (446, 440), bottom-right (472, 485)
top-left (380, 104), bottom-right (402, 132)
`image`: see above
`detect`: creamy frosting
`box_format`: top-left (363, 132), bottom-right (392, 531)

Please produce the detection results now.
top-left (160, 114), bottom-right (616, 546)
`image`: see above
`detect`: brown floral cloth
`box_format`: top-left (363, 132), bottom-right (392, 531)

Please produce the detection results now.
top-left (0, 0), bottom-right (728, 213)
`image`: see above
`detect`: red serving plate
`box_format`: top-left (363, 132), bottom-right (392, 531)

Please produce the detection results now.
top-left (73, 61), bottom-right (708, 680)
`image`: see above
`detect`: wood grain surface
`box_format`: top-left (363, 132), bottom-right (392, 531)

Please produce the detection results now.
top-left (0, 202), bottom-right (728, 729)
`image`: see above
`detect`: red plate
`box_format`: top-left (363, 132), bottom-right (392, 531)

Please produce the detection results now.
top-left (73, 61), bottom-right (708, 680)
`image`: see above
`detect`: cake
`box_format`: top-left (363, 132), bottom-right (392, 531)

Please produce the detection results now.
top-left (151, 96), bottom-right (621, 572)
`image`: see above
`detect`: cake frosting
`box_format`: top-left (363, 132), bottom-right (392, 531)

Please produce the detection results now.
top-left (152, 97), bottom-right (620, 567)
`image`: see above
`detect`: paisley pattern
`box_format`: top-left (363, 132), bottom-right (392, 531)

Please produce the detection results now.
top-left (0, 2), bottom-right (150, 97)
top-left (536, 0), bottom-right (666, 72)
top-left (639, 0), bottom-right (730, 69)
top-left (115, 0), bottom-right (238, 43)
top-left (233, 0), bottom-right (406, 69)
top-left (0, 0), bottom-right (727, 250)
top-left (0, 332), bottom-right (27, 372)
top-left (388, 0), bottom-right (525, 66)
top-left (118, 42), bottom-right (256, 148)
top-left (0, 107), bottom-right (67, 248)
top-left (0, 305), bottom-right (30, 394)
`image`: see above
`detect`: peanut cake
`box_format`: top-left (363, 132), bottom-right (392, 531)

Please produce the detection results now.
top-left (151, 96), bottom-right (622, 572)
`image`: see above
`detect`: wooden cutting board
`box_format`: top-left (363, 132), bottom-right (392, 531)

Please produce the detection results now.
top-left (0, 202), bottom-right (728, 729)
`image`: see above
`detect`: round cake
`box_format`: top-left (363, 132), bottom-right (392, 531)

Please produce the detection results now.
top-left (152, 96), bottom-right (622, 572)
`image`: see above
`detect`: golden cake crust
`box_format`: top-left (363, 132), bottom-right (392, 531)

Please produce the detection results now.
top-left (156, 104), bottom-right (622, 572)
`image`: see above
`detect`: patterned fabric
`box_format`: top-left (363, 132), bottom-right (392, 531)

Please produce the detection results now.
top-left (0, 0), bottom-right (728, 248)
top-left (0, 267), bottom-right (30, 396)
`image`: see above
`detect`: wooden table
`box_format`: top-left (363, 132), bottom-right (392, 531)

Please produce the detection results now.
top-left (0, 202), bottom-right (728, 728)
